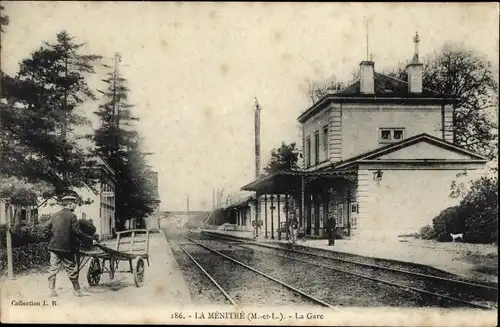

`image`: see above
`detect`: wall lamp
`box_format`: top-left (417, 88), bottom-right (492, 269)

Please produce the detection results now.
top-left (373, 169), bottom-right (384, 181)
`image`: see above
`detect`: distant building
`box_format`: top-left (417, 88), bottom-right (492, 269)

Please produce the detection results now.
top-left (38, 156), bottom-right (116, 240)
top-left (0, 202), bottom-right (37, 226)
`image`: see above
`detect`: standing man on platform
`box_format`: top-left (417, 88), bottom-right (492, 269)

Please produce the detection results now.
top-left (44, 194), bottom-right (97, 297)
top-left (325, 215), bottom-right (336, 246)
top-left (288, 216), bottom-right (299, 244)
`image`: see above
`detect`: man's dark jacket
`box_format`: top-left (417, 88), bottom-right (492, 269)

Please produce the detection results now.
top-left (44, 208), bottom-right (93, 253)
top-left (325, 217), bottom-right (336, 232)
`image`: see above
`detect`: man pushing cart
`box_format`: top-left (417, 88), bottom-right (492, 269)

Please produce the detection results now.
top-left (43, 193), bottom-right (150, 297)
top-left (43, 194), bottom-right (97, 297)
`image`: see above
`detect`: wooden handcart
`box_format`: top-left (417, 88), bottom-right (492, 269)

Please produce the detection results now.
top-left (77, 229), bottom-right (150, 287)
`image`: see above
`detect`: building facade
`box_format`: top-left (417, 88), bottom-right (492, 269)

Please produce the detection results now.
top-left (37, 156), bottom-right (117, 240)
top-left (241, 33), bottom-right (488, 241)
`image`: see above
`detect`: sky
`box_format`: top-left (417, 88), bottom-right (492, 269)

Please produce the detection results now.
top-left (1, 2), bottom-right (499, 211)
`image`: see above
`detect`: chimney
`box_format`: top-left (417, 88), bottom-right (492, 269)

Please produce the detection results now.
top-left (406, 32), bottom-right (423, 94)
top-left (359, 60), bottom-right (375, 94)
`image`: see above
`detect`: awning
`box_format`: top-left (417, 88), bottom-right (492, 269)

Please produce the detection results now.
top-left (226, 196), bottom-right (255, 209)
top-left (240, 170), bottom-right (357, 194)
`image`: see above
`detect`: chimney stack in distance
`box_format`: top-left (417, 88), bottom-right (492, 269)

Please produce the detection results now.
top-left (359, 60), bottom-right (375, 94)
top-left (406, 32), bottom-right (423, 94)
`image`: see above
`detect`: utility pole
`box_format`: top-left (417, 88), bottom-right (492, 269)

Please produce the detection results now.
top-left (366, 18), bottom-right (369, 60)
top-left (254, 97), bottom-right (261, 179)
top-left (187, 194), bottom-right (190, 217)
top-left (254, 98), bottom-right (262, 238)
top-left (112, 53), bottom-right (121, 155)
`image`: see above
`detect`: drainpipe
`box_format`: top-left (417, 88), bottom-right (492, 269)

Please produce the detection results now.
top-left (441, 102), bottom-right (445, 140)
top-left (301, 176), bottom-right (305, 234)
top-left (347, 184), bottom-right (351, 237)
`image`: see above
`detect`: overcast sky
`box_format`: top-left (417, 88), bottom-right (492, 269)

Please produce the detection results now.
top-left (2, 2), bottom-right (498, 211)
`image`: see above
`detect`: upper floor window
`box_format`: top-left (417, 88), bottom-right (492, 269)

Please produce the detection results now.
top-left (314, 131), bottom-right (320, 165)
top-left (322, 125), bottom-right (328, 159)
top-left (379, 128), bottom-right (405, 144)
top-left (306, 136), bottom-right (311, 167)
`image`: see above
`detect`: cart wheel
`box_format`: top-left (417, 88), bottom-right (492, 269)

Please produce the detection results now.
top-left (87, 257), bottom-right (101, 286)
top-left (133, 256), bottom-right (145, 287)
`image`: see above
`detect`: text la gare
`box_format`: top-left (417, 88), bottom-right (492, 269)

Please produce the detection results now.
top-left (296, 313), bottom-right (324, 320)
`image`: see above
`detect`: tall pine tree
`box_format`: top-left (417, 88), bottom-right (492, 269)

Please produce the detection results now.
top-left (92, 54), bottom-right (155, 230)
top-left (1, 31), bottom-right (102, 198)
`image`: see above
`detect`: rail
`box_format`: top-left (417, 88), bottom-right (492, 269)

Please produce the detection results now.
top-left (166, 231), bottom-right (340, 310)
top-left (202, 231), bottom-right (497, 310)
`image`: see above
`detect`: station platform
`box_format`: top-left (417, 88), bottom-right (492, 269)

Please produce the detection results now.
top-left (1, 230), bottom-right (192, 323)
top-left (200, 229), bottom-right (498, 285)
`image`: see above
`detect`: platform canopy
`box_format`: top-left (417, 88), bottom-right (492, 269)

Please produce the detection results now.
top-left (240, 170), bottom-right (357, 194)
top-left (226, 196), bottom-right (255, 209)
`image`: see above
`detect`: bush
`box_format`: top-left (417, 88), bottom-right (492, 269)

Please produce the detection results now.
top-left (428, 174), bottom-right (498, 244)
top-left (38, 214), bottom-right (51, 224)
top-left (0, 242), bottom-right (50, 275)
top-left (19, 224), bottom-right (50, 244)
top-left (432, 206), bottom-right (466, 241)
top-left (461, 176), bottom-right (498, 244)
top-left (418, 225), bottom-right (438, 240)
top-left (0, 223), bottom-right (50, 249)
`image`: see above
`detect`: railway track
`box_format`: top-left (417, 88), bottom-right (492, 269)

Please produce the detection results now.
top-left (201, 231), bottom-right (497, 310)
top-left (165, 232), bottom-right (341, 310)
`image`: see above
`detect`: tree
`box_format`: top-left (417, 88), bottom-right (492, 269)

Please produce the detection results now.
top-left (115, 145), bottom-right (155, 228)
top-left (431, 172), bottom-right (498, 244)
top-left (307, 75), bottom-right (346, 105)
top-left (386, 43), bottom-right (498, 158)
top-left (307, 43), bottom-right (498, 158)
top-left (461, 173), bottom-right (498, 243)
top-left (1, 31), bottom-right (102, 198)
top-left (263, 142), bottom-right (301, 225)
top-left (1, 4), bottom-right (9, 33)
top-left (263, 142), bottom-right (300, 175)
top-left (91, 56), bottom-right (155, 230)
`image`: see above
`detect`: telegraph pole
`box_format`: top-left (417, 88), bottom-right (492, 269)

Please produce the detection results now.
top-left (365, 18), bottom-right (369, 61)
top-left (187, 194), bottom-right (190, 217)
top-left (254, 97), bottom-right (261, 179)
top-left (254, 98), bottom-right (262, 238)
top-left (112, 53), bottom-right (121, 155)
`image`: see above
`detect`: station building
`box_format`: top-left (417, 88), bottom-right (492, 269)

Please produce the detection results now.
top-left (238, 33), bottom-right (488, 240)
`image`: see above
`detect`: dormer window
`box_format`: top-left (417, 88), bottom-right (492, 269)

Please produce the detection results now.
top-left (379, 128), bottom-right (405, 144)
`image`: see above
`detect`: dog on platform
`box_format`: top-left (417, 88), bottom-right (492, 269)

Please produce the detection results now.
top-left (450, 233), bottom-right (464, 243)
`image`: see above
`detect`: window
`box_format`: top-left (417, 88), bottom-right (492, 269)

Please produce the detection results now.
top-left (323, 125), bottom-right (328, 160)
top-left (379, 128), bottom-right (405, 143)
top-left (314, 131), bottom-right (320, 165)
top-left (306, 136), bottom-right (311, 167)
top-left (393, 129), bottom-right (404, 140)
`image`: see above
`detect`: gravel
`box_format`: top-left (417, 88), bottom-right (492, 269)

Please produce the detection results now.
top-left (173, 231), bottom-right (496, 309)
top-left (168, 236), bottom-right (230, 305)
top-left (202, 231), bottom-right (498, 288)
top-left (269, 240), bottom-right (494, 284)
top-left (237, 243), bottom-right (498, 308)
top-left (188, 233), bottom-right (438, 308)
top-left (167, 232), bottom-right (314, 307)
